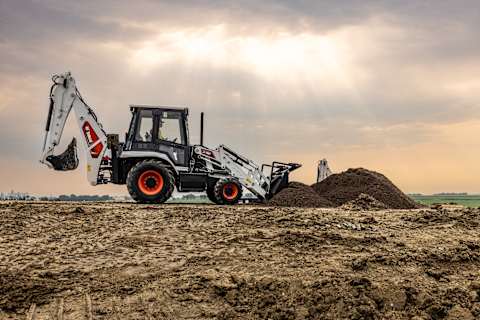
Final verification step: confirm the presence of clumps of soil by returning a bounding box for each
[210,275,385,319]
[208,274,475,320]
[402,208,480,229]
[312,168,421,209]
[72,206,85,214]
[0,271,62,312]
[2,202,480,319]
[341,193,388,211]
[267,182,333,208]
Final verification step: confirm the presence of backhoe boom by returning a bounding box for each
[40,72,108,185]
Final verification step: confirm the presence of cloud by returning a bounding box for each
[0,0,479,194]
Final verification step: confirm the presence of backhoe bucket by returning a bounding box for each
[46,137,79,171]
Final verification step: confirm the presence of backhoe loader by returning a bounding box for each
[40,72,301,204]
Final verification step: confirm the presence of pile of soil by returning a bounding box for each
[312,168,421,209]
[340,193,388,211]
[267,182,333,208]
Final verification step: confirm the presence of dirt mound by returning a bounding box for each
[341,193,388,211]
[312,168,421,209]
[267,182,333,208]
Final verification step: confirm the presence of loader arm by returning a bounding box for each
[40,72,108,185]
[215,145,301,200]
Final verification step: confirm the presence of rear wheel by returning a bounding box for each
[213,178,243,205]
[127,160,174,203]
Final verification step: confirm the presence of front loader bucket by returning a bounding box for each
[46,138,79,171]
[266,162,301,199]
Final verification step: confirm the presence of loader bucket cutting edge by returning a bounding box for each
[287,163,302,172]
[45,137,79,171]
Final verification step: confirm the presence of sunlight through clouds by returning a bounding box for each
[129,24,356,90]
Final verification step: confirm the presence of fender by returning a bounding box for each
[119,151,189,173]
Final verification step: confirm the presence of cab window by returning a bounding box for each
[157,111,185,144]
[135,109,153,142]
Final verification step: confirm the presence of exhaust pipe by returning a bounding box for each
[200,112,204,146]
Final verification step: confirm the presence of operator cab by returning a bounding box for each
[125,105,191,167]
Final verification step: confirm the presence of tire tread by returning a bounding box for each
[213,177,243,205]
[126,160,174,203]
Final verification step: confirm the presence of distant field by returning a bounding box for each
[411,195,480,208]
[168,195,480,207]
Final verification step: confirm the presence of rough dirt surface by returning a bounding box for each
[1,202,480,319]
[267,182,333,208]
[341,193,388,211]
[312,168,422,209]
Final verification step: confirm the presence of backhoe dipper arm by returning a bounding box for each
[40,72,108,186]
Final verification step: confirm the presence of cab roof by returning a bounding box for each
[129,104,189,114]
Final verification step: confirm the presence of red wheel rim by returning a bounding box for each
[222,183,239,200]
[138,170,164,195]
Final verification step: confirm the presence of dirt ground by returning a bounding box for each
[1,202,479,319]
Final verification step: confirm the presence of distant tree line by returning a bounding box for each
[39,194,114,201]
[0,191,35,200]
[409,192,469,197]
[433,192,468,196]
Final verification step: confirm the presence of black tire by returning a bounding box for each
[206,185,223,204]
[213,177,243,205]
[126,160,175,203]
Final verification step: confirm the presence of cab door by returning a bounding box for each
[152,110,190,167]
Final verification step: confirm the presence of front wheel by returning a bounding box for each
[213,178,243,205]
[206,182,224,204]
[126,160,175,203]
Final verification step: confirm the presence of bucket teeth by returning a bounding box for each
[46,137,79,171]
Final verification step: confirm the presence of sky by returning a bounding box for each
[0,0,479,196]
